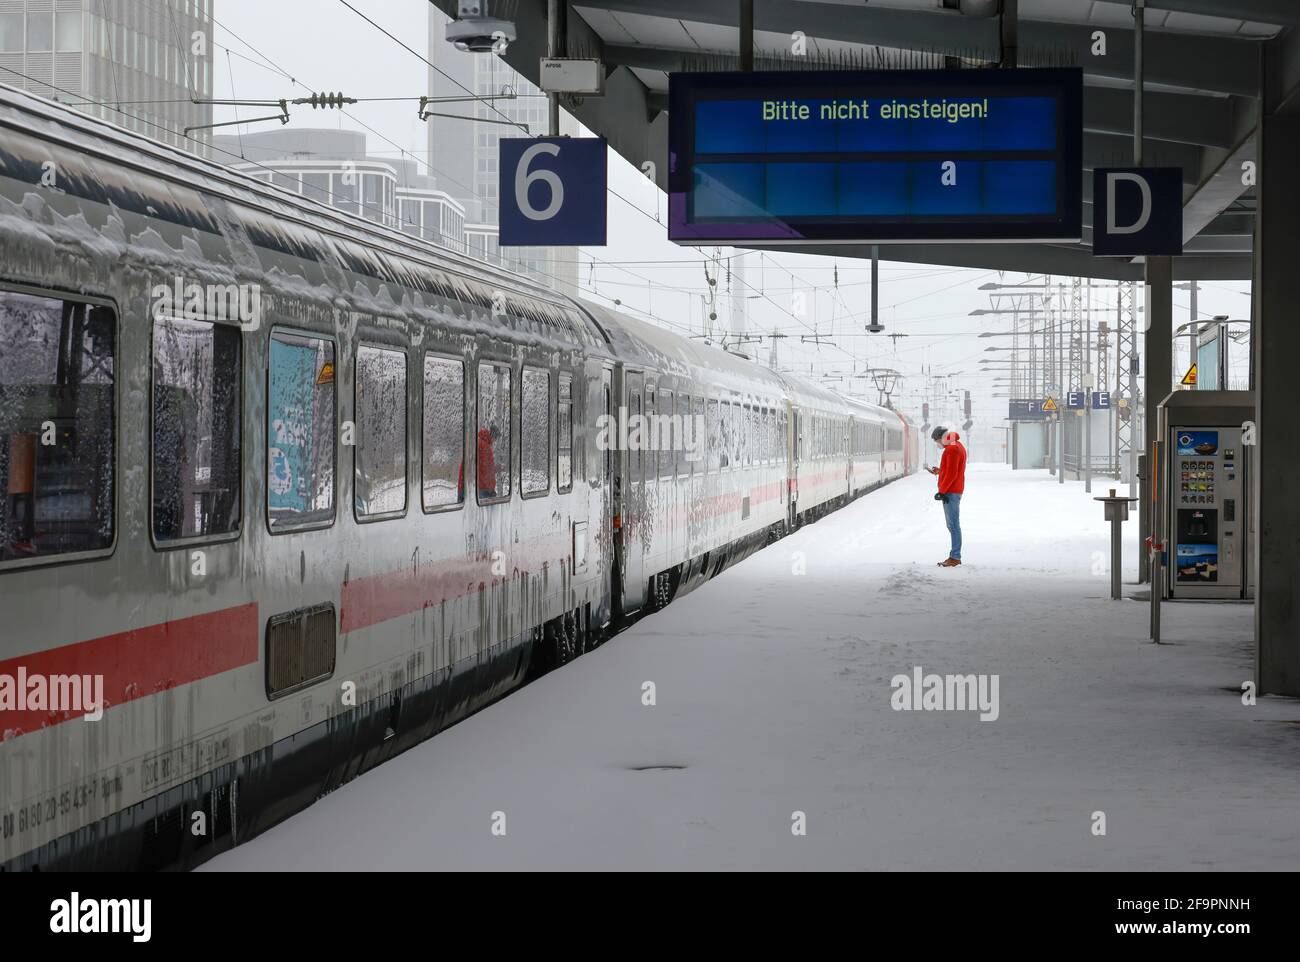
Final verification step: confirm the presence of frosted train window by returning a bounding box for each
[627,372,643,482]
[659,390,674,480]
[675,394,689,479]
[422,354,464,511]
[521,367,550,496]
[557,373,573,492]
[152,316,241,544]
[0,291,115,563]
[706,399,721,473]
[692,398,704,476]
[354,345,407,519]
[476,361,511,502]
[267,331,336,531]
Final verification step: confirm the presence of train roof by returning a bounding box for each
[583,300,789,399]
[0,81,918,426]
[0,81,603,351]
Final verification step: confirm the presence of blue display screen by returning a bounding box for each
[668,69,1082,245]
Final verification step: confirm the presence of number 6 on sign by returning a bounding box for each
[516,143,564,220]
[499,136,608,247]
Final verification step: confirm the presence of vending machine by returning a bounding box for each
[1156,391,1254,600]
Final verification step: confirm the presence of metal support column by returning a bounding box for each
[739,0,754,72]
[547,0,562,136]
[1255,101,1300,694]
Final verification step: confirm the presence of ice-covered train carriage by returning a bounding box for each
[0,81,918,870]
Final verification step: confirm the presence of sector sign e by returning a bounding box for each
[499,136,608,247]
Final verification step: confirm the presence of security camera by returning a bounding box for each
[446,0,517,53]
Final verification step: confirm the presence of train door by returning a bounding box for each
[660,386,676,566]
[622,370,647,612]
[789,405,800,525]
[843,417,852,494]
[601,366,614,621]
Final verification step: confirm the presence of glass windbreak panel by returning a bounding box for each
[0,292,115,562]
[152,316,241,542]
[268,331,335,529]
[354,345,407,518]
[422,355,464,510]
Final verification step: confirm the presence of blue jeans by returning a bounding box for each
[942,493,962,560]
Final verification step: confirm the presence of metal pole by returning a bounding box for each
[547,0,562,136]
[1111,511,1123,600]
[1056,285,1065,484]
[1134,0,1144,168]
[1085,278,1092,493]
[871,245,879,329]
[1000,0,1018,69]
[1188,280,1199,388]
[740,0,754,72]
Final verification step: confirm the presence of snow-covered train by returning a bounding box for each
[0,82,920,870]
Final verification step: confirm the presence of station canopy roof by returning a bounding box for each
[431,0,1300,280]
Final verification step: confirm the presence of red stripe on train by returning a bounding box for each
[0,603,259,737]
[340,536,572,634]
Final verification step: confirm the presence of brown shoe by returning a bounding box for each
[937,557,961,567]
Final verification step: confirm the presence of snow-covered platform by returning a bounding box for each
[205,464,1300,871]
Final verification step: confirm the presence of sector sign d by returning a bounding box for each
[1092,167,1183,257]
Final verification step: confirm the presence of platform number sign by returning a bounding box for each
[500,137,607,247]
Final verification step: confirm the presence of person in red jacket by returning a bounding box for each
[926,426,967,567]
[457,424,500,500]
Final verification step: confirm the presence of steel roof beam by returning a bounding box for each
[1086,0,1300,28]
[579,1,1262,95]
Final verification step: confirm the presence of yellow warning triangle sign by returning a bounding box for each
[1042,396,1058,412]
[1180,363,1197,386]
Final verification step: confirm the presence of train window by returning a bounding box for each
[268,331,336,531]
[706,399,720,473]
[690,398,703,476]
[521,367,550,496]
[627,372,643,482]
[0,290,115,564]
[659,390,674,480]
[644,383,655,481]
[557,373,573,493]
[722,401,735,470]
[422,354,464,511]
[749,406,760,467]
[152,315,241,544]
[738,404,748,467]
[675,394,689,478]
[738,403,748,470]
[354,345,407,520]
[476,361,511,502]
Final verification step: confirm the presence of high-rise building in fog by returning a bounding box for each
[0,0,213,156]
[425,6,578,296]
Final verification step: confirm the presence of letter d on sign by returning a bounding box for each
[1106,172,1151,236]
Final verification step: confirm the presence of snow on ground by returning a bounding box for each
[205,464,1300,871]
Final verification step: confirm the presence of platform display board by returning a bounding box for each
[669,67,1083,246]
